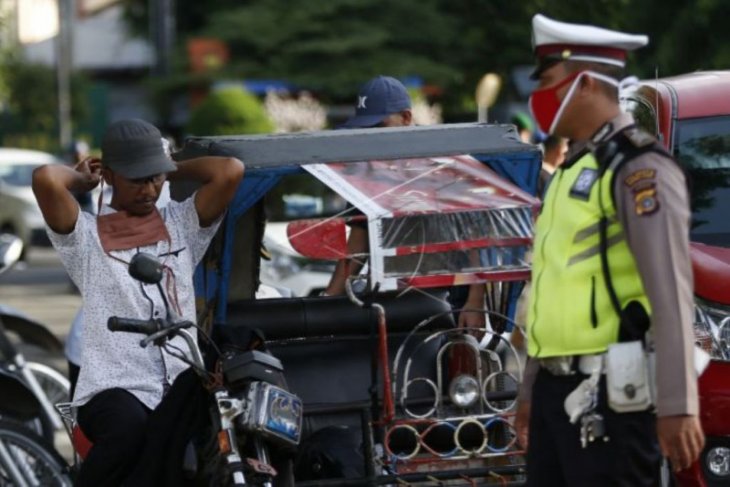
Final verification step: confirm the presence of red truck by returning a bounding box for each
[626,70,730,487]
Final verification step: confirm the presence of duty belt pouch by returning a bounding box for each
[606,341,653,413]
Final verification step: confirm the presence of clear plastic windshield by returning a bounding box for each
[302,155,539,291]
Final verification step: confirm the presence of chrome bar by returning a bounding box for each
[17,360,64,431]
[0,439,30,487]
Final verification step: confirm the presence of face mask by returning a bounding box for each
[97,209,171,254]
[529,70,628,135]
[95,178,171,255]
[528,71,582,135]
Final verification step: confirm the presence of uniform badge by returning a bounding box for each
[624,169,656,187]
[569,168,599,201]
[634,187,659,216]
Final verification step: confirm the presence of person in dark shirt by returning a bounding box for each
[325,76,486,329]
[537,135,568,196]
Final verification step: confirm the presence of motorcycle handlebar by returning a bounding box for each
[107,316,202,368]
[107,317,159,335]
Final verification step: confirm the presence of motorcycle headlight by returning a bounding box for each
[694,299,730,361]
[706,446,730,477]
[240,382,303,446]
[448,374,480,409]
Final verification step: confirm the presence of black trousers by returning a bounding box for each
[527,368,661,487]
[76,388,151,487]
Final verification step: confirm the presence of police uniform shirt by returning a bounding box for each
[520,112,697,418]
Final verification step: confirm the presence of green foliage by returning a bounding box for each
[4,62,57,133]
[1,132,59,153]
[187,87,274,136]
[0,59,90,150]
[125,0,730,118]
[123,0,245,39]
[202,0,463,100]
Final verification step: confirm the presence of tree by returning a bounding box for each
[202,0,461,99]
[187,87,274,136]
[126,0,730,119]
[0,58,89,151]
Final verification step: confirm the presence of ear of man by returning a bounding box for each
[401,109,413,126]
[101,167,114,186]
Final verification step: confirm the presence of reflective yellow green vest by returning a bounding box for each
[527,151,651,358]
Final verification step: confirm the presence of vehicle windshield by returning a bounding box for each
[675,116,730,247]
[0,162,43,187]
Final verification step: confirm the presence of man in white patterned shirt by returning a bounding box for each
[32,119,244,486]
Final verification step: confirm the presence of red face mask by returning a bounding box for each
[528,71,583,135]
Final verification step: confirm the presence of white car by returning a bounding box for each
[0,149,63,255]
[260,221,336,297]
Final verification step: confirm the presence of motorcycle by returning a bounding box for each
[57,252,302,486]
[0,233,72,486]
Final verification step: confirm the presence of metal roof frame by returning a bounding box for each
[178,123,538,171]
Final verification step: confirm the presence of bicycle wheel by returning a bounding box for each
[26,363,70,405]
[26,362,70,441]
[0,419,71,486]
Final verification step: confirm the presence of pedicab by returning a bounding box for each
[174,122,542,486]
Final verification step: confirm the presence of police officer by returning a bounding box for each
[514,14,704,486]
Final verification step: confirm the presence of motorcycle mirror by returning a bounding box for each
[129,252,164,284]
[0,234,23,276]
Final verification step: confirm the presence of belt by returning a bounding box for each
[537,354,605,376]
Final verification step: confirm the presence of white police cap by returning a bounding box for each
[531,14,648,78]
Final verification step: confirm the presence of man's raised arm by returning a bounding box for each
[32,158,101,234]
[168,156,245,227]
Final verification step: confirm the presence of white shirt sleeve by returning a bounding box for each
[165,194,223,265]
[46,211,93,290]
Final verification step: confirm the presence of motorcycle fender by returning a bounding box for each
[0,308,63,352]
[0,369,43,420]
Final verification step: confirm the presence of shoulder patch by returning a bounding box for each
[624,168,656,187]
[625,129,656,148]
[634,187,659,216]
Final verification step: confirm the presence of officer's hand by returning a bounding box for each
[657,415,704,472]
[514,400,530,450]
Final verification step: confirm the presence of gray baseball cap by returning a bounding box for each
[101,119,177,179]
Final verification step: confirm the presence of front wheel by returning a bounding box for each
[0,419,72,486]
[26,363,70,406]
